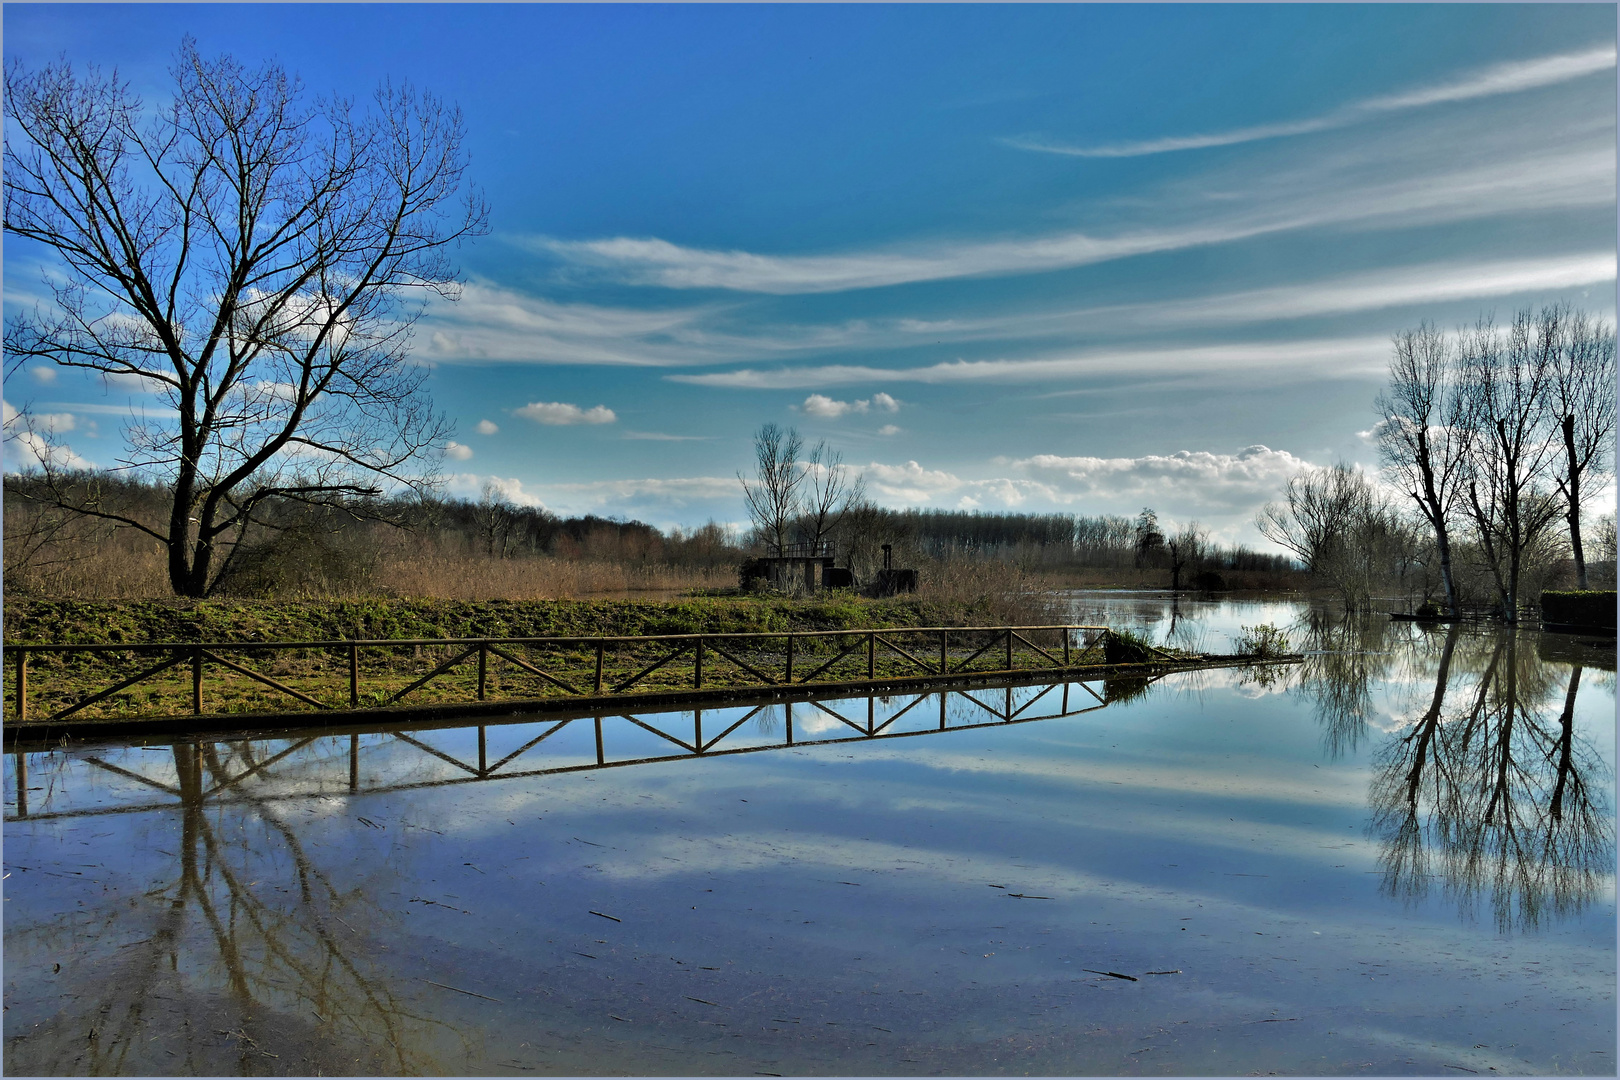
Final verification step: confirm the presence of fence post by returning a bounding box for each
[785,634,795,684]
[191,646,203,715]
[1005,628,1014,671]
[594,641,605,694]
[867,632,875,680]
[349,642,359,707]
[939,630,947,675]
[694,636,704,689]
[14,650,25,723]
[477,642,488,701]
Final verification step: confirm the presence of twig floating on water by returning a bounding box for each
[1007,893,1052,899]
[1145,970,1181,975]
[686,996,723,1007]
[590,910,622,922]
[421,978,502,1002]
[1082,969,1138,981]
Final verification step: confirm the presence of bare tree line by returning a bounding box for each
[1261,305,1615,619]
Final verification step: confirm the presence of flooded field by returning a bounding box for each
[4,597,1614,1075]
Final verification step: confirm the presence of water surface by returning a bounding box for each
[4,602,1613,1075]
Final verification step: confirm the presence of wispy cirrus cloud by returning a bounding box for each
[671,336,1392,391]
[1006,44,1616,158]
[526,139,1611,297]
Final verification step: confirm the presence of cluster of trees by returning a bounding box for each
[1261,305,1615,619]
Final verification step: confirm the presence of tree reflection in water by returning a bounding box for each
[1296,616,1614,933]
[6,740,462,1075]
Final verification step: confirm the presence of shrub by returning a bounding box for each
[1540,590,1617,629]
[1235,623,1290,658]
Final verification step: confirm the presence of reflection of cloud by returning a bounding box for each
[475,419,499,435]
[444,441,473,461]
[1007,45,1616,158]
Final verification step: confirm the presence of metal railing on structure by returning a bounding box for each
[5,625,1135,725]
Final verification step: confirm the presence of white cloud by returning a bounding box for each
[528,134,1611,297]
[673,336,1391,390]
[1007,44,1616,158]
[443,473,547,508]
[30,366,55,383]
[444,441,474,461]
[515,401,617,425]
[1012,445,1320,516]
[475,419,500,435]
[3,400,91,471]
[877,424,901,436]
[800,393,901,419]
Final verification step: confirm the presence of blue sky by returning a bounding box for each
[4,4,1615,545]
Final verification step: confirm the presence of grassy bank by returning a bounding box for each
[3,594,1102,722]
[2,592,1073,646]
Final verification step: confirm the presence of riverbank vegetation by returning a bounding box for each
[1260,304,1616,621]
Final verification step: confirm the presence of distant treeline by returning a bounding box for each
[865,508,1296,575]
[5,468,1294,599]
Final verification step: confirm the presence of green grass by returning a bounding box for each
[3,596,1107,724]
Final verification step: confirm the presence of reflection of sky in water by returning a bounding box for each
[4,608,1614,1076]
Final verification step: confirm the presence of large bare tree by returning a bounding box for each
[1376,323,1468,618]
[1544,307,1616,589]
[1454,311,1565,621]
[3,40,488,596]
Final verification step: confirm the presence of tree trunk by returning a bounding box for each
[1563,414,1588,590]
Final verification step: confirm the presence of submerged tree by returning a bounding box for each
[3,40,488,596]
[1257,463,1405,612]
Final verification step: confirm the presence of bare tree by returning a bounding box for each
[1376,323,1468,618]
[1454,311,1565,621]
[1164,520,1207,593]
[1258,463,1402,612]
[1544,308,1616,589]
[738,423,805,556]
[798,439,865,554]
[473,482,516,558]
[3,40,488,596]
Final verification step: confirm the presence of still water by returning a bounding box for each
[4,597,1614,1076]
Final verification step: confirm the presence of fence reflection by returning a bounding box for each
[6,677,1122,823]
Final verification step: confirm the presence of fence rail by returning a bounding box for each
[6,624,1130,726]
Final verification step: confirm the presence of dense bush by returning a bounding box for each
[1539,591,1617,629]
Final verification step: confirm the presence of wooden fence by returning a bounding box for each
[6,624,1135,725]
